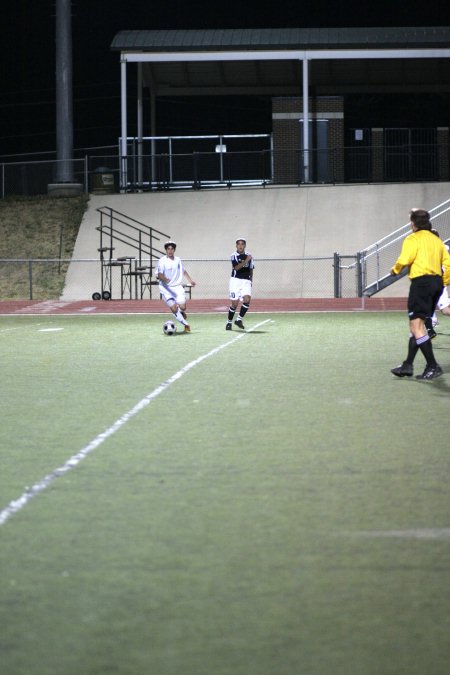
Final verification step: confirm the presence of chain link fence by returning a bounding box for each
[0,256,364,301]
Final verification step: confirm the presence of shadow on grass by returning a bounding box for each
[242,329,269,334]
[423,375,450,395]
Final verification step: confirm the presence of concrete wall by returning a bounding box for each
[61,182,450,300]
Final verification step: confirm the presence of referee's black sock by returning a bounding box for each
[405,336,419,365]
[417,334,436,367]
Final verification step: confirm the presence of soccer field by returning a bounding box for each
[1,312,449,675]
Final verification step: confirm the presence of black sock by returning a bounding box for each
[417,335,436,367]
[227,306,236,322]
[405,336,419,365]
[239,303,250,318]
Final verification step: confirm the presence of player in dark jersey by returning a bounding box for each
[226,238,254,330]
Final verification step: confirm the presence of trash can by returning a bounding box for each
[91,167,115,194]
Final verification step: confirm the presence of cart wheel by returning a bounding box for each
[92,292,101,300]
[102,291,111,300]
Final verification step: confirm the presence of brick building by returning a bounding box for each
[272,96,345,184]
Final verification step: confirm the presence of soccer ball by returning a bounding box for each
[163,320,177,335]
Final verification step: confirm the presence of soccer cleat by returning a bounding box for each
[184,324,191,333]
[427,327,437,339]
[416,364,443,380]
[391,362,413,377]
[225,322,232,330]
[234,318,245,330]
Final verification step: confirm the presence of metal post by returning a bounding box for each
[137,63,144,189]
[120,58,128,190]
[356,251,364,297]
[55,0,74,183]
[302,56,310,183]
[270,133,274,183]
[28,261,33,300]
[219,135,224,182]
[150,92,156,188]
[84,155,89,193]
[333,252,341,298]
[58,224,64,273]
[193,152,200,189]
[169,138,173,184]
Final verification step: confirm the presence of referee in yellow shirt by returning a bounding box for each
[391,208,450,380]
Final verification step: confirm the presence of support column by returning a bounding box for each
[150,89,156,187]
[120,57,128,191]
[137,62,144,188]
[302,56,310,183]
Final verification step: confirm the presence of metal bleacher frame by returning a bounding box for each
[94,206,169,300]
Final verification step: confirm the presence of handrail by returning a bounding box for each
[96,205,169,240]
[359,198,450,296]
[96,206,170,265]
[361,200,450,256]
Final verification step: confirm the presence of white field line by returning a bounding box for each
[353,528,450,540]
[0,323,48,334]
[0,319,271,527]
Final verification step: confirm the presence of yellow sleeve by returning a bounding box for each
[442,245,450,286]
[391,236,417,275]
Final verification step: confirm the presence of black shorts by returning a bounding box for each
[408,275,443,320]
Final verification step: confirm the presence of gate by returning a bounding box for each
[333,253,361,298]
[345,128,372,182]
[384,128,438,181]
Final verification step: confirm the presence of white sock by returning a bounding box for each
[173,309,187,326]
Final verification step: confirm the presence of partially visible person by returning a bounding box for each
[425,229,450,338]
[226,237,254,330]
[390,208,450,380]
[156,241,196,332]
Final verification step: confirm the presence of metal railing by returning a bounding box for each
[1,141,448,197]
[360,199,450,296]
[95,206,171,299]
[96,206,169,263]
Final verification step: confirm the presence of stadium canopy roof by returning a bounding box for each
[111,27,450,96]
[110,27,450,184]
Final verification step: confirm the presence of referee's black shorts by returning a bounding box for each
[408,275,443,319]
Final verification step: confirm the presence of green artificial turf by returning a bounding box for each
[0,312,449,674]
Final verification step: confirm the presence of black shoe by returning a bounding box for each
[225,322,232,330]
[391,362,413,377]
[234,319,245,330]
[416,364,443,380]
[428,328,437,339]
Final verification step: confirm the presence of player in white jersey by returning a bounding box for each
[156,241,196,332]
[225,237,254,330]
[426,230,450,337]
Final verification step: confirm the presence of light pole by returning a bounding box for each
[49,0,82,194]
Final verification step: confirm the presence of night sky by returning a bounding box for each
[1,0,449,156]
